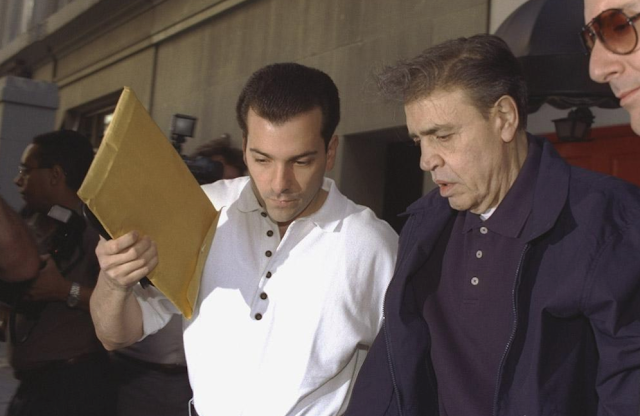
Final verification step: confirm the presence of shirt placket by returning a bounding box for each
[250,210,280,321]
[463,225,489,303]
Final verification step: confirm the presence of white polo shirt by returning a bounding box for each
[136,177,398,416]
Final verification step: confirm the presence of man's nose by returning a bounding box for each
[272,164,293,194]
[14,173,23,187]
[589,41,623,85]
[419,142,443,172]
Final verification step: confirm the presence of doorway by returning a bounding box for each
[340,127,424,233]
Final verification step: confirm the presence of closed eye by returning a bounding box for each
[294,158,313,166]
[435,133,452,141]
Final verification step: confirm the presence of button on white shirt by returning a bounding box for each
[136,177,398,416]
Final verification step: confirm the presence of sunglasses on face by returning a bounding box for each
[581,8,640,55]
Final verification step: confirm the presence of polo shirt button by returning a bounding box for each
[261,212,267,218]
[476,250,483,259]
[260,292,268,300]
[266,271,272,278]
[255,313,263,320]
[266,230,274,237]
[265,250,272,257]
[480,226,488,234]
[471,277,479,286]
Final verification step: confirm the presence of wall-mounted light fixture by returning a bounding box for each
[552,107,595,142]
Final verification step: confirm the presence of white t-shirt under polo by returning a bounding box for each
[136,177,398,416]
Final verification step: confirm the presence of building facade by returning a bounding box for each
[0,0,492,226]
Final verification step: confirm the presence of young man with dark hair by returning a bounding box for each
[582,0,640,134]
[346,34,640,416]
[6,129,115,416]
[90,63,398,416]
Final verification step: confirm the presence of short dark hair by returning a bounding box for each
[377,34,528,130]
[32,130,94,191]
[192,135,246,174]
[236,63,340,147]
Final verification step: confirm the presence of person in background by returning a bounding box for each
[582,0,640,134]
[0,197,38,281]
[346,34,640,416]
[90,62,398,416]
[5,130,115,416]
[191,134,247,180]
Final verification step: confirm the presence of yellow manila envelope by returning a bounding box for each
[78,87,219,318]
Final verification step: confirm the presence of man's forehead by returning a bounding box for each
[20,144,40,164]
[404,89,474,127]
[585,0,637,18]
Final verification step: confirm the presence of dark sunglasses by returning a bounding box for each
[581,8,640,55]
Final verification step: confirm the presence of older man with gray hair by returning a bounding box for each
[347,34,640,416]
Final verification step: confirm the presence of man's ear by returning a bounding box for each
[49,165,66,187]
[493,95,519,143]
[325,135,339,171]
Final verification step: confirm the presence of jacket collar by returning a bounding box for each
[524,134,570,241]
[403,134,570,242]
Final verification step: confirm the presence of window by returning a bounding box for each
[63,89,121,148]
[76,106,116,148]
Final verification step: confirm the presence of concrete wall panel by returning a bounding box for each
[149,0,489,151]
[53,0,236,80]
[56,48,155,126]
[16,0,490,206]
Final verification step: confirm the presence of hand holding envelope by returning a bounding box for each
[78,87,219,318]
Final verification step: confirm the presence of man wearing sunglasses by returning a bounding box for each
[583,0,640,134]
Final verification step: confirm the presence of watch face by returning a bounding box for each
[67,282,80,307]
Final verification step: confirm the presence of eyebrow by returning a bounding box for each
[248,148,319,161]
[409,124,454,139]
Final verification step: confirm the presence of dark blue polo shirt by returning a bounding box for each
[423,137,541,416]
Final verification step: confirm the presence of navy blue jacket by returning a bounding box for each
[346,136,640,416]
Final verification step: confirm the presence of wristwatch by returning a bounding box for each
[67,282,81,308]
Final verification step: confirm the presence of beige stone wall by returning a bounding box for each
[151,0,488,151]
[26,0,488,212]
[42,0,488,140]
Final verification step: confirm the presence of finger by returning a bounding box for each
[137,240,159,270]
[97,234,151,270]
[103,253,156,288]
[102,240,158,285]
[96,231,139,257]
[39,256,55,272]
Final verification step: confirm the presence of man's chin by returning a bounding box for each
[265,206,300,225]
[19,200,42,214]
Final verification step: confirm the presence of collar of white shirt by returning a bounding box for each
[235,177,345,233]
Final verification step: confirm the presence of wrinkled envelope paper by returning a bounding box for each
[78,87,219,318]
